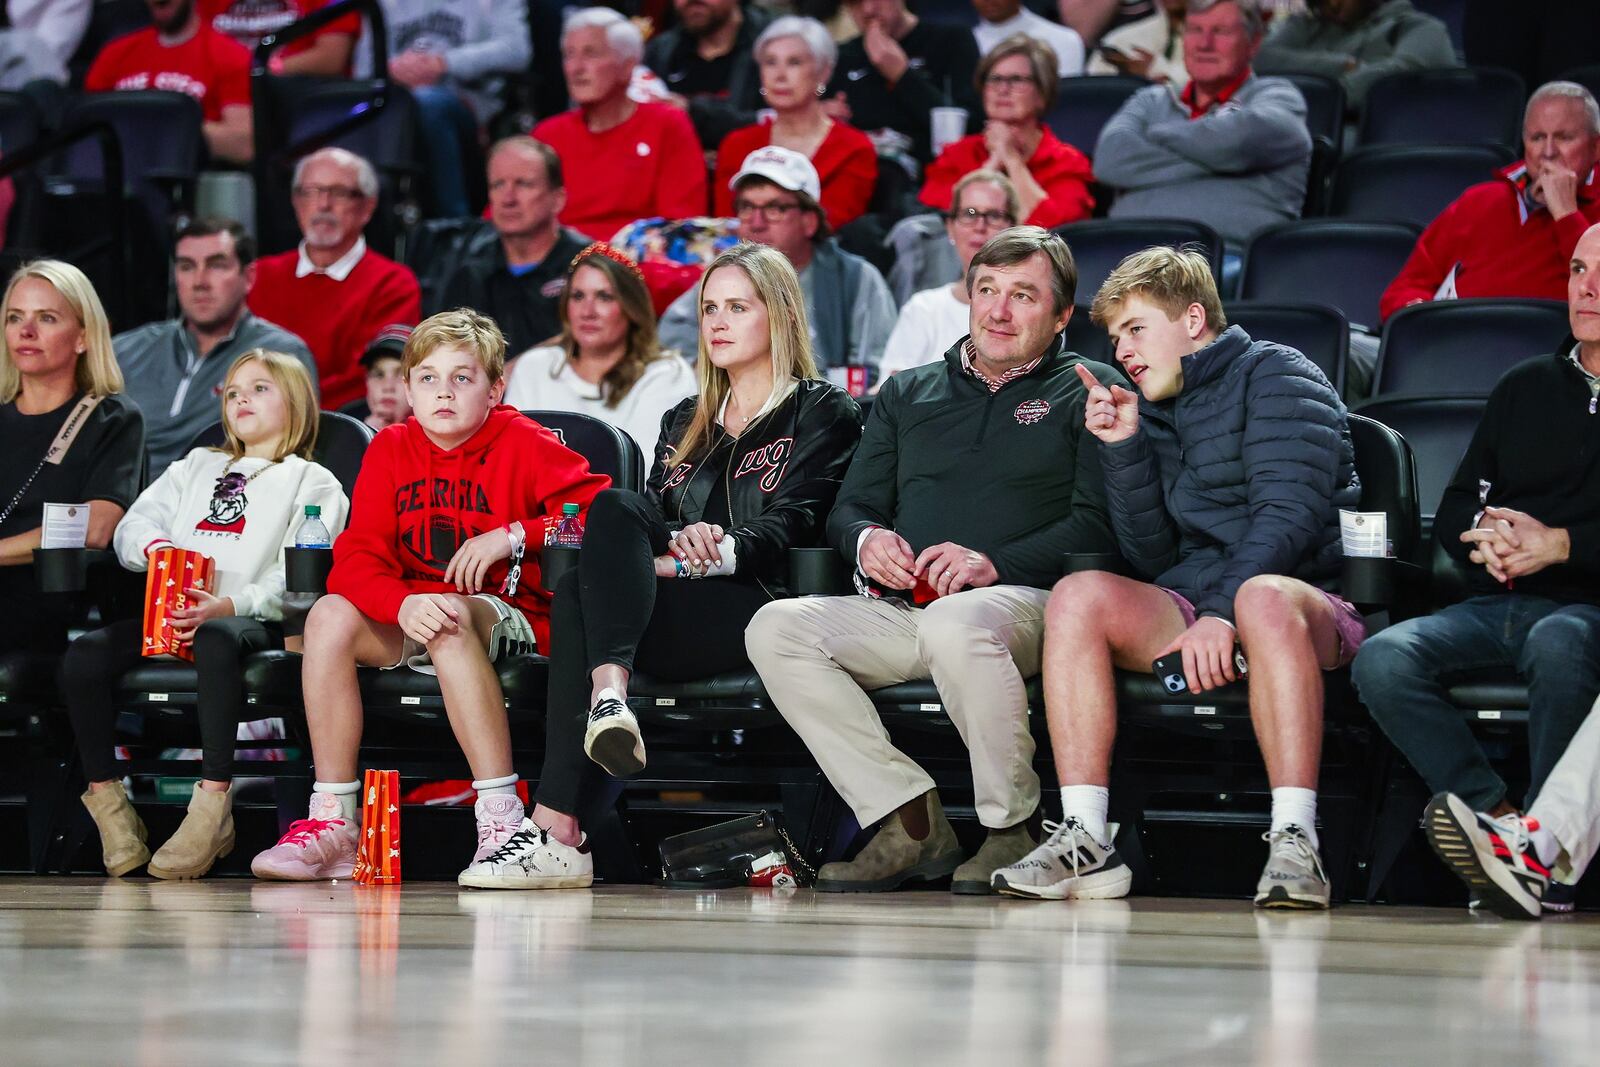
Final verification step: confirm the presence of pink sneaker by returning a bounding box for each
[471,794,525,864]
[251,793,359,881]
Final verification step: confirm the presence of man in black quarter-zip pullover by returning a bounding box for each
[746,226,1124,895]
[1355,223,1600,918]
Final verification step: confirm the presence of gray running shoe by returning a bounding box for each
[1254,825,1331,909]
[991,818,1132,901]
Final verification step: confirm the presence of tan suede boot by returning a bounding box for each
[148,783,235,880]
[816,792,964,892]
[951,818,1041,896]
[81,781,150,877]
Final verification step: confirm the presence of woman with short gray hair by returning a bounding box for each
[713,16,878,230]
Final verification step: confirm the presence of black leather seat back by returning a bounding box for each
[1330,144,1514,230]
[1225,302,1350,396]
[186,411,375,498]
[1347,411,1421,564]
[1052,219,1224,308]
[1240,220,1418,331]
[1359,67,1525,149]
[522,410,646,492]
[1373,299,1568,398]
[1352,396,1485,541]
[1049,75,1147,157]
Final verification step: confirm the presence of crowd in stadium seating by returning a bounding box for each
[5,0,1600,918]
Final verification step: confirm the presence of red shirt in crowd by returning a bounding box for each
[919,127,1095,229]
[1380,162,1600,321]
[84,23,251,122]
[248,239,422,410]
[328,405,610,649]
[713,120,879,231]
[532,102,709,241]
[201,0,360,63]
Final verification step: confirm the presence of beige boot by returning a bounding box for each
[148,783,235,880]
[81,781,150,877]
[816,792,963,892]
[951,817,1041,896]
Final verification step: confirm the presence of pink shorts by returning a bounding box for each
[1161,585,1366,670]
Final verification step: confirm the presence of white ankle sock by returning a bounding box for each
[1526,819,1560,869]
[1271,787,1319,848]
[472,773,520,801]
[1061,785,1110,845]
[313,780,360,822]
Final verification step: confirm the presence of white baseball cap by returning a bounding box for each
[729,145,822,203]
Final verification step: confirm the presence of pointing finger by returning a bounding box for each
[1074,363,1103,392]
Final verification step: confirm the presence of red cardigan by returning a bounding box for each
[714,120,879,230]
[1380,162,1600,322]
[919,128,1095,229]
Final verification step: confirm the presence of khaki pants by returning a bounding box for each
[745,587,1048,830]
[1530,690,1600,883]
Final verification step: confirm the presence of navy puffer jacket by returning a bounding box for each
[1098,325,1360,622]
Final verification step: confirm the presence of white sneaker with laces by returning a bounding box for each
[1423,792,1547,920]
[991,818,1132,900]
[471,794,525,864]
[584,694,645,777]
[1254,825,1331,909]
[458,817,595,889]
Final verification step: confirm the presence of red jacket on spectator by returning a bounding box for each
[327,406,610,649]
[919,129,1095,229]
[532,102,709,241]
[84,22,250,122]
[714,120,879,230]
[248,240,422,410]
[1380,162,1600,321]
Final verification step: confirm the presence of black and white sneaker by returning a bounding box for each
[1542,879,1578,914]
[583,691,645,777]
[990,818,1133,900]
[1424,792,1547,921]
[458,818,594,889]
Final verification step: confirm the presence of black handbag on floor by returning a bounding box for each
[657,810,815,889]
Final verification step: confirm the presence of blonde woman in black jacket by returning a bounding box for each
[458,242,863,890]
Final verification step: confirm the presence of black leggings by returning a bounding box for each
[61,615,284,782]
[535,488,771,814]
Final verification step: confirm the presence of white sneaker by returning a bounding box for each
[991,818,1132,900]
[583,693,645,777]
[1254,825,1331,909]
[470,794,525,864]
[458,817,595,889]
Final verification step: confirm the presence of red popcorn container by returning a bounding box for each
[353,769,402,885]
[140,547,217,662]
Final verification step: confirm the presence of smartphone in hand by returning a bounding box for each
[1152,646,1248,694]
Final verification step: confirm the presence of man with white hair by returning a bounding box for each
[532,7,708,241]
[1380,81,1600,322]
[248,146,422,410]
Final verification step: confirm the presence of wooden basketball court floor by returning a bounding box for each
[1,878,1597,1065]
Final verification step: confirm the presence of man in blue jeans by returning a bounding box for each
[1352,222,1600,915]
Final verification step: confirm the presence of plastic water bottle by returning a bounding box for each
[553,502,584,547]
[295,504,332,548]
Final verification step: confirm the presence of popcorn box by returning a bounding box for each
[140,548,216,662]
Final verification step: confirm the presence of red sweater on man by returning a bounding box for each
[85,22,251,121]
[328,406,610,650]
[919,128,1095,229]
[249,242,422,410]
[714,120,879,231]
[1380,163,1600,322]
[533,101,709,241]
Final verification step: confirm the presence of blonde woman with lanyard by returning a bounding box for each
[62,349,349,880]
[460,242,863,889]
[0,260,144,655]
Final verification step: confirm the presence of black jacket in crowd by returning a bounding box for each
[828,336,1122,590]
[1099,326,1359,623]
[648,378,863,597]
[1435,339,1600,605]
[644,6,772,149]
[826,20,981,163]
[435,229,590,355]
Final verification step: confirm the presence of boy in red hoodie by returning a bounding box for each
[251,309,609,884]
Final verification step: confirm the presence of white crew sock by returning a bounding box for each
[1061,785,1110,846]
[1271,787,1319,848]
[1525,819,1560,869]
[472,773,520,800]
[313,779,360,822]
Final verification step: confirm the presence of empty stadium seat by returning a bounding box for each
[1050,75,1147,157]
[1558,64,1600,104]
[1064,304,1113,363]
[1224,301,1350,396]
[1280,72,1346,145]
[1239,219,1419,332]
[1329,143,1514,230]
[1372,298,1569,398]
[1053,218,1224,306]
[1358,67,1525,149]
[1351,395,1483,538]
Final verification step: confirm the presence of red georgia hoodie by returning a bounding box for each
[328,405,610,649]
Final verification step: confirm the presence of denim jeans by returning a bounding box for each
[412,84,478,218]
[1352,595,1600,810]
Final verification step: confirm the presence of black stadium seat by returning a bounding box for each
[1050,75,1147,157]
[1063,304,1113,363]
[1053,219,1224,307]
[1224,302,1350,396]
[1239,220,1419,332]
[1351,395,1484,538]
[1372,298,1569,399]
[1358,67,1525,150]
[1330,144,1514,230]
[1280,72,1346,145]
